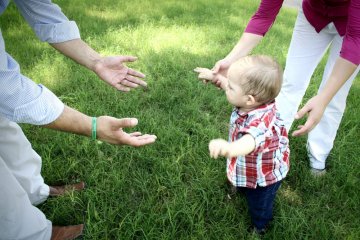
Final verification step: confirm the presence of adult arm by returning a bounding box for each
[44,105,157,147]
[12,0,146,92]
[293,0,360,136]
[212,0,283,78]
[50,40,147,92]
[293,58,357,136]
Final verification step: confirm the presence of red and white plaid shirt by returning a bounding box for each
[226,101,290,188]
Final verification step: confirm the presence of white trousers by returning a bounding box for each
[0,117,52,240]
[276,9,360,170]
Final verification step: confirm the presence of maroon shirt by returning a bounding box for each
[245,0,360,65]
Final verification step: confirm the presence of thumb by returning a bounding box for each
[212,63,220,73]
[114,118,138,129]
[117,55,138,63]
[295,104,310,120]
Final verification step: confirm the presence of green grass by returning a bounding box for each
[1,0,360,239]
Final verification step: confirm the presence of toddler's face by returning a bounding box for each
[225,72,248,108]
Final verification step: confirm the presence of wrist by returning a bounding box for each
[91,117,97,140]
[89,54,103,73]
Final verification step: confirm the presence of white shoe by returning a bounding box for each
[310,168,326,177]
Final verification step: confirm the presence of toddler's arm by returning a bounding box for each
[209,134,255,159]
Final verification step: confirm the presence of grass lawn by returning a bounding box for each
[1,0,360,239]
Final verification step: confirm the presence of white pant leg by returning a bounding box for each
[307,32,360,170]
[0,117,49,205]
[276,9,334,131]
[0,155,52,240]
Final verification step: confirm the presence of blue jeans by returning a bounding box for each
[238,181,282,231]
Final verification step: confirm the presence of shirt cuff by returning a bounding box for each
[13,85,64,125]
[34,21,80,43]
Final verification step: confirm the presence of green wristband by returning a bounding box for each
[92,117,97,140]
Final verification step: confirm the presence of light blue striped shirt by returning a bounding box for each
[0,0,80,125]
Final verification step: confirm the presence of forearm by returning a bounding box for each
[51,39,101,72]
[228,134,256,156]
[225,33,263,63]
[318,57,357,104]
[43,105,92,137]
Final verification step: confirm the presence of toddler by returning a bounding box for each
[194,55,290,234]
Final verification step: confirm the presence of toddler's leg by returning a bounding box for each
[243,181,282,232]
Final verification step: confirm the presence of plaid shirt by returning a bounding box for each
[226,101,290,188]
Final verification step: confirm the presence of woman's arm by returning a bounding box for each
[293,0,360,136]
[293,57,357,136]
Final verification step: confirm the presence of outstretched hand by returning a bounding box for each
[194,67,214,83]
[94,56,147,92]
[292,95,327,136]
[97,116,157,147]
[209,139,231,159]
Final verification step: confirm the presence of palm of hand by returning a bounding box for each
[96,59,130,91]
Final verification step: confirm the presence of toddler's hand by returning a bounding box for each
[194,67,214,83]
[209,139,230,159]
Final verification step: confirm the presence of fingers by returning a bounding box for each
[294,104,311,120]
[209,140,223,159]
[125,75,147,87]
[292,119,316,136]
[127,68,146,79]
[114,84,131,92]
[126,134,157,147]
[193,67,209,73]
[130,132,142,137]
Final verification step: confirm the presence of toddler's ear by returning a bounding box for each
[246,95,257,106]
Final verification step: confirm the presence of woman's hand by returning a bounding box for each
[292,95,328,136]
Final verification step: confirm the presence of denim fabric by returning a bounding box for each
[238,181,282,231]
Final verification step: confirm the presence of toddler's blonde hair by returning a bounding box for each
[229,55,283,104]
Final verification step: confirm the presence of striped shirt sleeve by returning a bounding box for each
[13,0,80,43]
[0,51,64,125]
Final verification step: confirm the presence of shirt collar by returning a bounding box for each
[234,100,276,118]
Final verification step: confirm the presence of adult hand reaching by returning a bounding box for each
[93,56,147,92]
[212,58,232,76]
[44,106,156,147]
[292,95,327,136]
[211,59,232,88]
[97,116,157,146]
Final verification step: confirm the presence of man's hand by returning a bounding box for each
[209,139,230,159]
[94,56,147,92]
[97,117,157,146]
[292,95,327,136]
